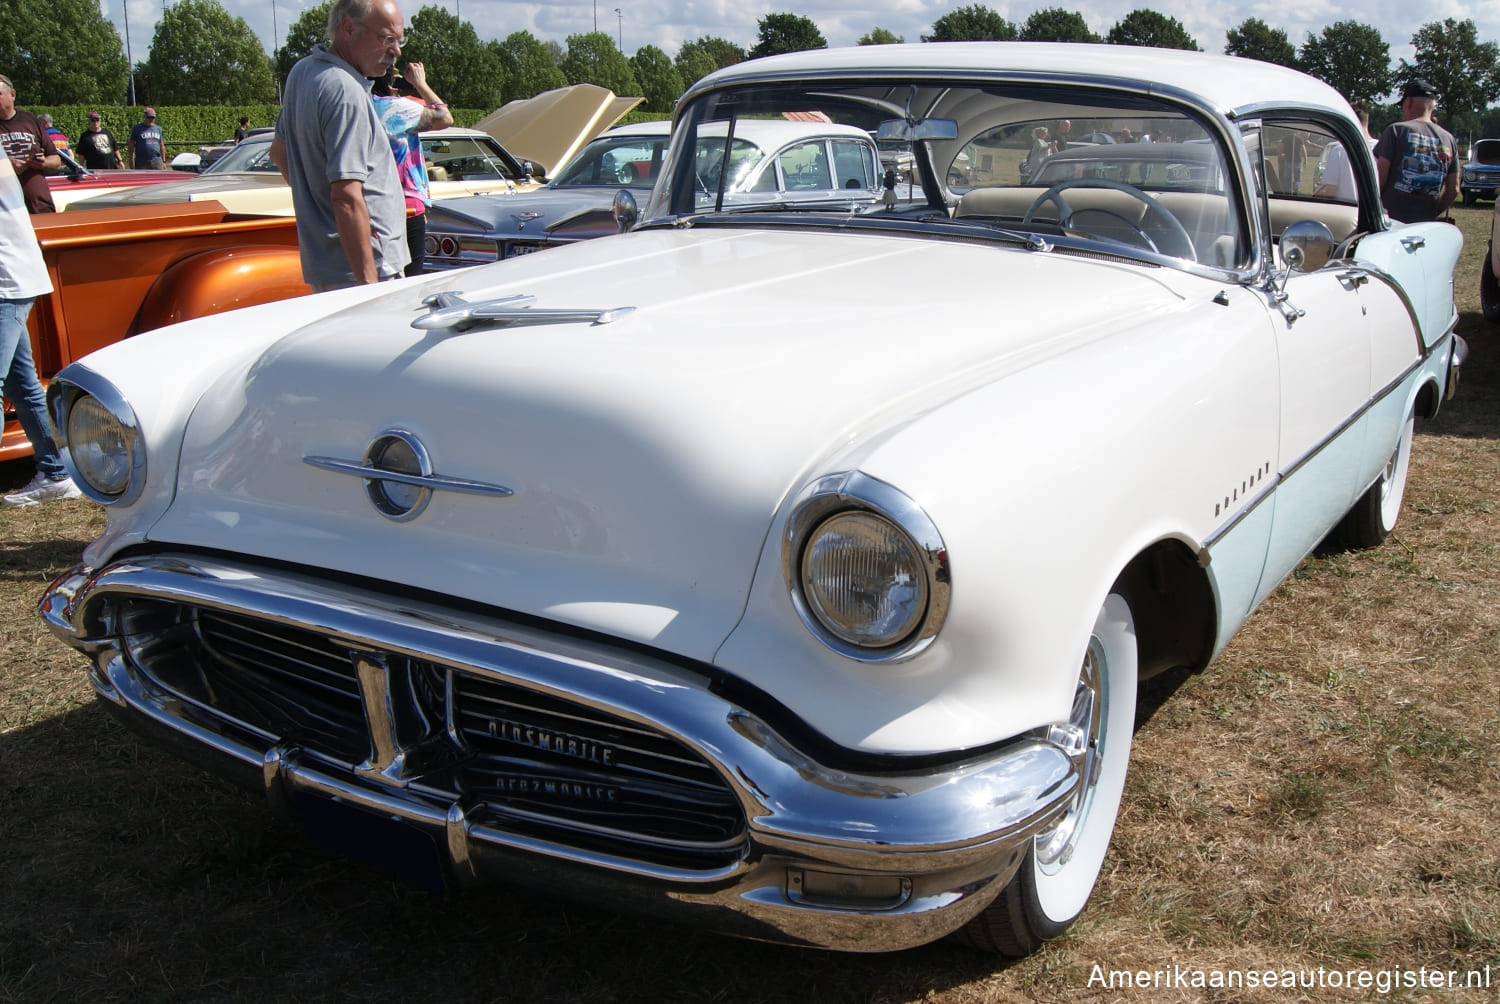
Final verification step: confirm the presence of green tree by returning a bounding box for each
[401,6,505,109]
[560,32,641,95]
[144,0,275,104]
[1298,21,1392,106]
[0,0,130,104]
[675,36,745,88]
[1224,18,1296,66]
[1397,19,1500,137]
[494,30,568,101]
[1106,10,1199,50]
[630,44,683,113]
[274,2,332,91]
[748,13,827,58]
[924,5,1018,42]
[1019,8,1098,43]
[859,27,904,45]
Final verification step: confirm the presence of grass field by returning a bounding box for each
[1,207,1497,1003]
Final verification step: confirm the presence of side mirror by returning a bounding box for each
[612,189,639,233]
[1280,219,1334,273]
[521,160,547,180]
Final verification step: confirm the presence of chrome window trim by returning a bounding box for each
[46,363,147,506]
[782,471,951,663]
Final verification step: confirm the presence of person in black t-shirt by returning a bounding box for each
[1374,79,1458,223]
[75,111,125,170]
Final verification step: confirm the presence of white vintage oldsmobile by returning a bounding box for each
[41,44,1464,955]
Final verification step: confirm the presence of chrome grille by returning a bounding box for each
[116,599,746,870]
[454,675,744,865]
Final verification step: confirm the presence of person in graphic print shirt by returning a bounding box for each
[0,73,59,212]
[130,107,165,169]
[1374,79,1458,223]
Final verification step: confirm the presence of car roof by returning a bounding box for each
[698,119,875,146]
[689,42,1356,126]
[599,121,671,138]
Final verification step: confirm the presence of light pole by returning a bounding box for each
[615,8,622,51]
[593,0,597,31]
[271,0,281,103]
[123,1,136,105]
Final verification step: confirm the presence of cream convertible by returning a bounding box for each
[42,44,1463,955]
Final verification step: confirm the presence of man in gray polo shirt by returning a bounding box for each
[270,0,410,289]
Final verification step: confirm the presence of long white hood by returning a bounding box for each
[149,227,1199,662]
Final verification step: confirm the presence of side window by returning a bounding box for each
[831,139,876,190]
[779,140,832,191]
[1262,120,1363,244]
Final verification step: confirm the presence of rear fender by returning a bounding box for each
[137,246,310,333]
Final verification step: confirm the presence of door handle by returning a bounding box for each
[1400,235,1426,251]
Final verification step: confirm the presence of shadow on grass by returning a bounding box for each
[0,699,1024,1003]
[1429,310,1498,441]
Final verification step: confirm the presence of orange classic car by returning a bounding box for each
[12,201,307,460]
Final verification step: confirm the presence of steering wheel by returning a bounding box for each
[1023,178,1196,260]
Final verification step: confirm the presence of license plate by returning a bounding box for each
[505,243,539,257]
[295,793,447,892]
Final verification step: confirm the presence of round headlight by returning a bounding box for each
[65,394,134,497]
[801,510,929,649]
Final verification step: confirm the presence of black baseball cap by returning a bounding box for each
[1403,79,1438,99]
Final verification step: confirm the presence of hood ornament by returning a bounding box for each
[413,291,635,332]
[305,430,513,522]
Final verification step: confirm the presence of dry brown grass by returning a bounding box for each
[3,209,1499,1003]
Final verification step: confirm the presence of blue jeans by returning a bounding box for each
[0,298,66,480]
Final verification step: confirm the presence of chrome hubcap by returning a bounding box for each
[1037,641,1105,869]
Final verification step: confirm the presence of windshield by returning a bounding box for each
[205,137,277,174]
[552,131,671,188]
[646,79,1247,270]
[421,135,527,182]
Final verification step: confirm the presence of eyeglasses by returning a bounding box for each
[361,23,409,47]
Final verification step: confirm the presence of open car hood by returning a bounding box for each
[474,84,644,176]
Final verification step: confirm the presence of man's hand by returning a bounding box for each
[330,178,380,284]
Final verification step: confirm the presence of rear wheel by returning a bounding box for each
[955,593,1137,955]
[1327,407,1414,550]
[1481,244,1500,323]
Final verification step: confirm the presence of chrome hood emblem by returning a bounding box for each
[304,429,514,522]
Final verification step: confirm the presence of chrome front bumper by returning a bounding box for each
[41,553,1079,952]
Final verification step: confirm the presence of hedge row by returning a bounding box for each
[32,104,672,158]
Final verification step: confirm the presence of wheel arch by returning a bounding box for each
[1111,537,1217,682]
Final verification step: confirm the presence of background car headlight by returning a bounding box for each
[784,472,950,661]
[47,369,144,504]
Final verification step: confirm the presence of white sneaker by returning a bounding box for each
[3,472,84,507]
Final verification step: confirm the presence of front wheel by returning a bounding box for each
[955,593,1137,955]
[1326,406,1414,551]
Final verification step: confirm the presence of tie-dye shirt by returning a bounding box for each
[372,94,430,215]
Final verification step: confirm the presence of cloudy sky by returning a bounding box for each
[104,0,1500,81]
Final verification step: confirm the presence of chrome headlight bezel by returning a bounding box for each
[46,367,145,506]
[782,472,951,663]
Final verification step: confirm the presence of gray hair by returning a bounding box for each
[38,113,52,126]
[326,0,376,43]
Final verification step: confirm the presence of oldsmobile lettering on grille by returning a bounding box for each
[488,718,618,766]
